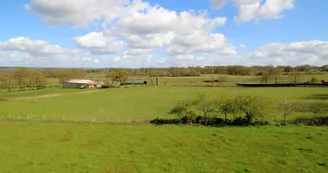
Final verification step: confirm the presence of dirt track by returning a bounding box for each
[11,90,104,100]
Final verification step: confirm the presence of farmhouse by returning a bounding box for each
[322,80,328,84]
[62,79,100,88]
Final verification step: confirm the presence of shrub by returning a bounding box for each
[310,76,320,83]
[217,97,237,122]
[234,96,269,123]
[278,99,300,125]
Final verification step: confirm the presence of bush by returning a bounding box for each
[310,76,320,83]
[292,116,328,126]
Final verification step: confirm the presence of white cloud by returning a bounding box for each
[234,0,295,22]
[74,32,126,54]
[1,38,328,67]
[0,37,73,57]
[0,37,100,67]
[125,32,175,49]
[221,46,238,55]
[73,2,227,55]
[166,32,226,55]
[26,0,131,26]
[115,6,226,35]
[245,41,328,66]
[17,0,324,68]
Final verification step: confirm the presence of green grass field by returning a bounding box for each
[0,122,327,172]
[1,86,327,122]
[1,75,328,172]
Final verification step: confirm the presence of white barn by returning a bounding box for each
[62,79,99,88]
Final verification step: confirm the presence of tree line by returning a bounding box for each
[0,68,89,91]
[94,65,328,77]
[0,68,47,91]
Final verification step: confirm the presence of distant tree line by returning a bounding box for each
[0,64,327,91]
[0,68,47,91]
[89,64,328,77]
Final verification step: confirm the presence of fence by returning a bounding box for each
[0,114,151,124]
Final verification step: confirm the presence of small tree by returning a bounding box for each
[168,99,196,124]
[235,96,268,123]
[218,97,236,122]
[168,99,195,119]
[278,99,299,125]
[107,69,129,85]
[260,73,269,84]
[193,94,217,118]
[303,102,325,125]
[310,76,320,83]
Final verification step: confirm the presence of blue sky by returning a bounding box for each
[0,0,327,67]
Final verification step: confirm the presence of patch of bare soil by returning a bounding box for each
[13,94,63,100]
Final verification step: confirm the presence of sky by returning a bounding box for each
[0,0,328,68]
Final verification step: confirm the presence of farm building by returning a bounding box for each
[120,81,147,86]
[322,80,328,84]
[62,79,100,88]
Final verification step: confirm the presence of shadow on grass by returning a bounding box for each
[151,116,328,127]
[304,94,328,100]
[291,116,328,126]
[150,116,269,127]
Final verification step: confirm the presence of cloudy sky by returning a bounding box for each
[0,0,327,68]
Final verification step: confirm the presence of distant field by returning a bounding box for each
[88,73,328,87]
[0,88,90,100]
[29,73,328,88]
[0,122,327,173]
[1,86,327,122]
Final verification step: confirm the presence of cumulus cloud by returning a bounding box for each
[25,0,131,26]
[0,37,74,57]
[0,37,97,67]
[234,0,295,22]
[247,41,328,66]
[72,2,227,56]
[16,0,324,68]
[166,32,226,55]
[74,32,126,55]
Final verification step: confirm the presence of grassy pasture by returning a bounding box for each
[1,76,328,172]
[0,122,327,172]
[0,86,327,122]
[0,87,90,100]
[25,73,328,88]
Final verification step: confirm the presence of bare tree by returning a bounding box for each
[278,99,300,125]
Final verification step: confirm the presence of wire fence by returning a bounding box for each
[0,114,151,124]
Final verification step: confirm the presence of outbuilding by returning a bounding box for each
[62,79,98,88]
[120,81,147,86]
[321,80,328,84]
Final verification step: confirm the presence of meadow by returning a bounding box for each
[0,122,327,172]
[0,74,328,172]
[1,86,328,122]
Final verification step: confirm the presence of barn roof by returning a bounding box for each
[64,79,97,84]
